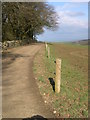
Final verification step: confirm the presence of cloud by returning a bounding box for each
[38,2,88,42]
[70,0,88,1]
[55,3,88,29]
[47,0,89,2]
[64,11,85,17]
[57,11,87,28]
[59,3,76,10]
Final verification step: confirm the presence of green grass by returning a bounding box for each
[34,43,88,118]
[33,67,37,72]
[38,76,45,83]
[64,42,88,48]
[44,43,88,118]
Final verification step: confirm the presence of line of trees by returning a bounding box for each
[2,2,58,44]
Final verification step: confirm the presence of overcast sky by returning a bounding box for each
[37,2,88,42]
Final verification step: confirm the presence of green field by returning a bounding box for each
[34,43,88,118]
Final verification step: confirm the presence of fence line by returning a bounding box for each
[45,43,61,93]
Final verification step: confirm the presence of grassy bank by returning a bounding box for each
[33,43,88,118]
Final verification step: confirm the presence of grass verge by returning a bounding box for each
[33,43,88,118]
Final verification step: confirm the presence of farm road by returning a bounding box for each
[2,44,54,118]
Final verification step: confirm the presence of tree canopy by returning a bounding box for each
[2,2,59,44]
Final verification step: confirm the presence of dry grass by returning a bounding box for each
[33,43,88,118]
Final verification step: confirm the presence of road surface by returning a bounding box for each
[2,44,54,118]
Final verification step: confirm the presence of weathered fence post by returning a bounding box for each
[55,58,61,93]
[48,47,50,58]
[45,43,48,51]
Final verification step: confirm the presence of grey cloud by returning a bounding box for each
[66,11,85,17]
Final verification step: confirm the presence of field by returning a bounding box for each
[34,43,88,118]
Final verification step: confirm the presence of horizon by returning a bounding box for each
[38,38,89,43]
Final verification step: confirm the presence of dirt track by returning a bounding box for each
[2,44,54,118]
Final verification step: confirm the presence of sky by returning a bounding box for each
[37,2,88,42]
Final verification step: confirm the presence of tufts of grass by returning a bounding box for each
[44,43,88,118]
[38,76,45,83]
[33,67,37,73]
[33,43,88,118]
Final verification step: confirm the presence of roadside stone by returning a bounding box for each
[53,111,56,114]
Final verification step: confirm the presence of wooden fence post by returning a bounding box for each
[48,47,50,58]
[45,43,48,51]
[55,58,61,93]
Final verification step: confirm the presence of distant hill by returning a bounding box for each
[72,39,89,45]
